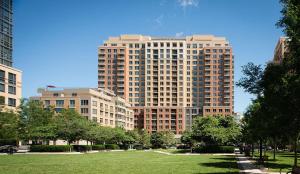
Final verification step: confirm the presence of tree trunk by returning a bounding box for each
[273,143,276,160]
[251,143,254,158]
[259,139,263,160]
[294,135,298,167]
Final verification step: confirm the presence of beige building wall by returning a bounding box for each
[98,35,234,133]
[31,88,134,130]
[0,64,22,110]
[273,37,289,64]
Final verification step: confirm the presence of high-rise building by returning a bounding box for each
[273,37,289,64]
[0,0,13,66]
[31,87,134,130]
[0,0,22,110]
[98,35,234,134]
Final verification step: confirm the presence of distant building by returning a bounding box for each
[31,87,134,130]
[98,34,234,134]
[0,0,22,110]
[273,37,289,64]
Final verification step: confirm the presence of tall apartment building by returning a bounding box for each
[0,0,22,110]
[31,87,134,130]
[98,35,234,134]
[273,37,289,63]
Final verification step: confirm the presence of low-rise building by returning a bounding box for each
[31,87,134,130]
[0,64,22,110]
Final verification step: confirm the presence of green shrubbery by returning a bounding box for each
[105,144,120,150]
[72,145,92,152]
[192,146,235,153]
[92,145,105,150]
[30,145,72,152]
[0,139,18,146]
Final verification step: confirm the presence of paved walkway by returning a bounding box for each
[236,153,280,174]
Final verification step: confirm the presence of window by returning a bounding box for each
[92,109,97,114]
[81,100,89,105]
[81,108,88,114]
[92,101,97,106]
[0,70,5,83]
[69,100,75,107]
[8,85,15,94]
[56,100,64,107]
[8,98,16,107]
[72,93,77,97]
[8,73,16,85]
[53,93,59,97]
[44,100,50,107]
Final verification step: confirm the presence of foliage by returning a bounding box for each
[72,145,92,152]
[0,139,18,146]
[18,100,56,141]
[192,145,235,153]
[0,110,18,139]
[192,115,241,146]
[236,62,264,96]
[30,145,72,152]
[105,144,120,150]
[55,109,92,144]
[91,145,105,150]
[150,131,175,148]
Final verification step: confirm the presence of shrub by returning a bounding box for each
[177,144,190,149]
[105,144,120,150]
[30,145,72,152]
[0,139,18,146]
[192,145,235,153]
[72,145,92,152]
[92,145,105,150]
[133,144,143,150]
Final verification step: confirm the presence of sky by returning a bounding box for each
[13,0,284,113]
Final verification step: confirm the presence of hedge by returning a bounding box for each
[92,145,105,150]
[30,145,72,152]
[72,145,92,152]
[0,139,18,146]
[105,144,120,150]
[192,145,235,153]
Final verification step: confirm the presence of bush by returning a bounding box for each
[92,145,105,150]
[30,145,72,152]
[192,145,235,153]
[177,144,190,149]
[0,139,18,146]
[72,145,92,152]
[105,144,120,150]
[133,144,143,150]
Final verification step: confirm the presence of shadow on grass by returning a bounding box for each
[196,156,239,174]
[264,161,292,171]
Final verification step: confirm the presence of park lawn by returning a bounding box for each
[0,151,239,174]
[254,151,300,172]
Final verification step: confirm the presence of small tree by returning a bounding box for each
[55,109,91,145]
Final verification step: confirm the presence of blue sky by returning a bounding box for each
[13,0,283,113]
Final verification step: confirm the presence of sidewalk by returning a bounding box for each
[236,153,280,174]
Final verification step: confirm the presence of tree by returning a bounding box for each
[0,110,18,139]
[55,109,91,145]
[150,131,175,148]
[276,0,300,167]
[236,62,264,96]
[18,100,56,143]
[138,129,151,148]
[191,116,241,146]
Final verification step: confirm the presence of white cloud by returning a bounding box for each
[175,32,184,37]
[154,14,164,26]
[178,0,199,8]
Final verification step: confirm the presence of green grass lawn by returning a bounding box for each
[254,151,300,172]
[0,151,239,174]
